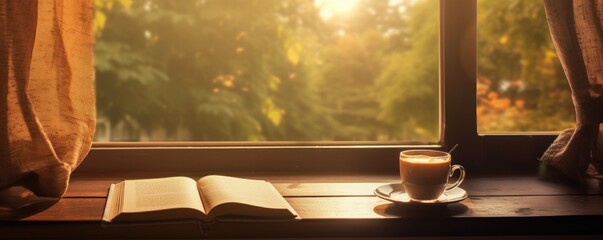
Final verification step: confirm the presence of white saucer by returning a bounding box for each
[374,183,468,205]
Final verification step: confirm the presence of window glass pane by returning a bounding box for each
[477,0,575,133]
[94,0,439,142]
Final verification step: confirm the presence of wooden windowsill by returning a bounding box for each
[2,172,603,239]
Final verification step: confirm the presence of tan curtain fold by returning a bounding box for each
[541,0,603,179]
[0,0,95,201]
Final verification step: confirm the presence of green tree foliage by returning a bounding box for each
[318,0,410,141]
[96,0,334,141]
[376,0,439,141]
[477,0,574,132]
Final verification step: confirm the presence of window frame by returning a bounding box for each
[442,0,558,172]
[79,0,558,175]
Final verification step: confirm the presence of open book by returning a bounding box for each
[102,175,298,223]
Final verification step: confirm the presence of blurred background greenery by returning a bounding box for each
[93,0,574,142]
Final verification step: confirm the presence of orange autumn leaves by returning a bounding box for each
[477,77,528,132]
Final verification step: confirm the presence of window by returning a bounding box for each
[94,0,440,143]
[477,0,574,133]
[84,0,557,173]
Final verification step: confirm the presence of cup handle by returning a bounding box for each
[445,164,465,191]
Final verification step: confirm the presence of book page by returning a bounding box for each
[197,175,296,219]
[122,176,205,214]
[102,183,119,222]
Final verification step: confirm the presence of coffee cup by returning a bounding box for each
[399,150,465,202]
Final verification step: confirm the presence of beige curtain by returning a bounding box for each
[541,0,603,179]
[0,0,95,204]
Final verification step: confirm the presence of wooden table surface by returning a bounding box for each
[2,173,603,239]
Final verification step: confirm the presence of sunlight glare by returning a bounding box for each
[316,0,361,20]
